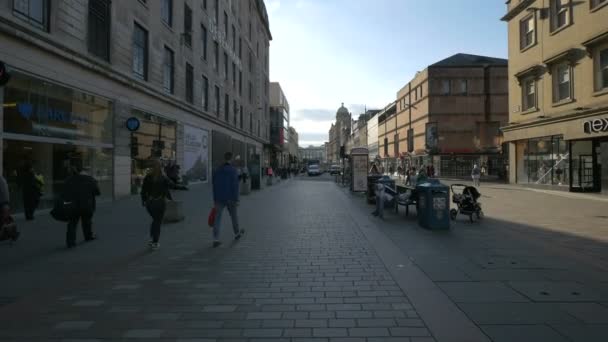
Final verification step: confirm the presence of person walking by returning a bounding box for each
[212,152,244,248]
[63,160,100,249]
[472,164,481,187]
[141,161,172,250]
[18,162,42,220]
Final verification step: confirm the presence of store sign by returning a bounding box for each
[125,117,140,132]
[17,102,92,125]
[583,117,608,134]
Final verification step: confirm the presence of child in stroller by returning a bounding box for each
[450,184,483,222]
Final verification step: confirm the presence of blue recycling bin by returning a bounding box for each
[416,179,450,230]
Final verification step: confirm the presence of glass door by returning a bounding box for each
[570,140,598,192]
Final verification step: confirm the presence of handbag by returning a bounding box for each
[208,207,217,227]
[50,197,74,222]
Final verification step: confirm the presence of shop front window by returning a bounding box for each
[516,135,569,186]
[571,140,594,190]
[3,140,113,213]
[3,72,113,143]
[130,110,177,194]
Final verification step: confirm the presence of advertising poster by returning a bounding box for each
[183,125,209,183]
[352,153,368,192]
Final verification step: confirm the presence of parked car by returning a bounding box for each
[329,165,341,175]
[308,164,321,176]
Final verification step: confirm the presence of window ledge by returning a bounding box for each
[161,21,174,32]
[593,88,608,97]
[552,98,575,107]
[520,43,537,53]
[591,1,608,13]
[549,23,572,36]
[521,107,540,115]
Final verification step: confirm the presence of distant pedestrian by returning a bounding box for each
[141,160,173,250]
[18,161,42,220]
[212,152,245,248]
[472,164,481,187]
[63,159,100,249]
[0,174,10,220]
[372,181,386,219]
[417,167,428,184]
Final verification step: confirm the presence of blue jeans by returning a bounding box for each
[213,201,240,240]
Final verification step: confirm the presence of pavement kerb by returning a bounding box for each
[338,185,491,342]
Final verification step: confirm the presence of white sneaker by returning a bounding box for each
[151,242,160,250]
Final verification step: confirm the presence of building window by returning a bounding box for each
[550,0,571,32]
[13,0,49,30]
[249,82,253,103]
[183,4,192,47]
[420,85,423,98]
[250,112,253,132]
[249,51,254,72]
[214,0,219,23]
[203,0,207,10]
[240,106,244,129]
[185,63,194,103]
[224,11,228,35]
[163,46,174,94]
[224,51,228,79]
[440,80,451,95]
[239,70,243,95]
[459,80,468,95]
[553,63,571,102]
[202,75,209,111]
[591,0,608,9]
[201,24,208,61]
[232,25,236,52]
[596,46,608,91]
[214,85,220,116]
[520,14,536,50]
[249,21,252,41]
[258,120,261,137]
[88,0,111,61]
[239,37,242,59]
[161,0,172,27]
[214,41,219,72]
[224,94,230,121]
[522,77,536,111]
[233,100,238,125]
[132,22,148,80]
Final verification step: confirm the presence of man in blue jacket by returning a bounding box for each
[212,152,244,247]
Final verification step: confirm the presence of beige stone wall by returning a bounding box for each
[506,0,608,127]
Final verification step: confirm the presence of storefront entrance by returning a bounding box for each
[570,140,601,193]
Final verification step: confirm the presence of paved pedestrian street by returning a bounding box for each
[0,176,607,342]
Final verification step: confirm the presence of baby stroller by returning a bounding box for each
[450,184,483,222]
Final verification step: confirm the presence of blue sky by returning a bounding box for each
[267,0,509,147]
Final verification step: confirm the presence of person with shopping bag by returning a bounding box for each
[211,152,245,248]
[141,160,173,250]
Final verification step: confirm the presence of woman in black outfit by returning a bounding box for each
[141,161,172,250]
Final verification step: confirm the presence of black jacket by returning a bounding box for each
[141,175,173,203]
[64,174,101,212]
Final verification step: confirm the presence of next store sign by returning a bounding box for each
[583,117,608,134]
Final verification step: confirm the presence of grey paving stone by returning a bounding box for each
[283,328,313,337]
[395,319,425,327]
[123,329,164,338]
[247,312,282,320]
[202,305,237,312]
[313,328,349,337]
[481,325,569,342]
[348,327,390,337]
[336,311,373,319]
[437,282,529,303]
[72,300,105,307]
[262,319,295,328]
[54,321,94,330]
[389,327,431,337]
[242,328,283,337]
[296,319,329,328]
[283,312,310,319]
[549,324,608,342]
[144,313,180,321]
[356,319,395,327]
[458,302,580,324]
[556,303,608,323]
[310,311,336,319]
